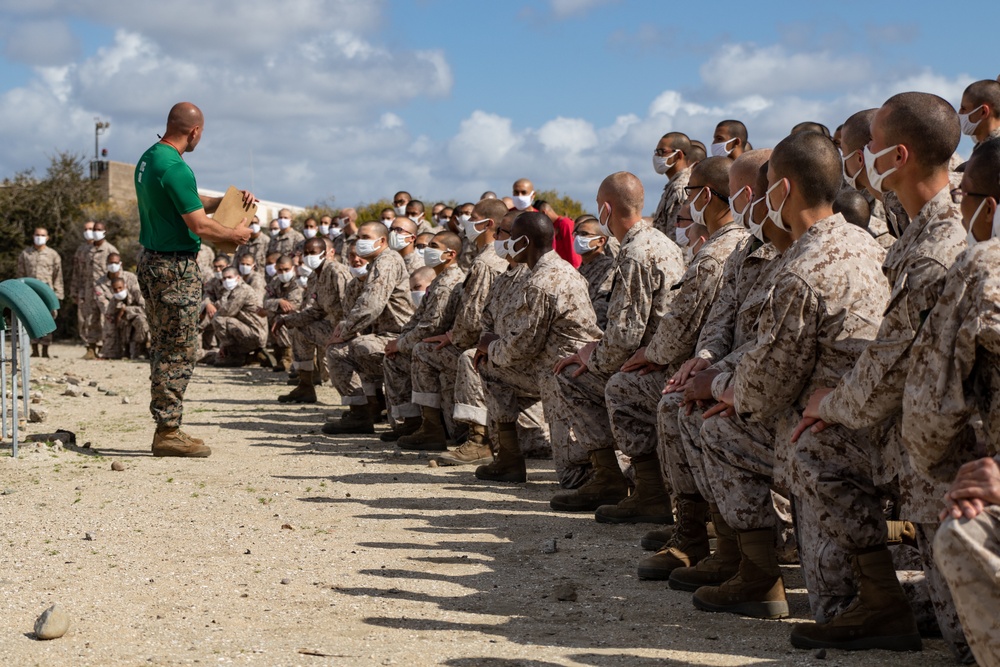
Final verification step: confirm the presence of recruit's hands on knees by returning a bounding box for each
[941,456,1000,521]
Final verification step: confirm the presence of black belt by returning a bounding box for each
[144,249,197,258]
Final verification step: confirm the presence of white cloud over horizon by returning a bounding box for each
[0,3,980,217]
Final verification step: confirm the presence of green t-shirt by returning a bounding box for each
[134,142,204,252]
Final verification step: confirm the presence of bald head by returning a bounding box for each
[881,92,960,169]
[303,237,326,255]
[841,109,877,154]
[661,132,692,154]
[598,171,644,217]
[690,157,732,197]
[432,230,463,255]
[512,211,554,246]
[474,198,509,225]
[358,221,389,239]
[166,102,203,134]
[731,149,772,192]
[771,131,843,207]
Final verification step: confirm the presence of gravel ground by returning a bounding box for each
[0,343,956,666]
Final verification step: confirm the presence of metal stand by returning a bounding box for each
[1,316,27,458]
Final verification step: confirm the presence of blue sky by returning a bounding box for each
[0,0,993,215]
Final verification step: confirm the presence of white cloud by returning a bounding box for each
[537,117,598,154]
[549,0,619,19]
[3,19,79,66]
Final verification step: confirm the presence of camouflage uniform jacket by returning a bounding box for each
[578,252,614,330]
[588,219,685,375]
[282,260,350,328]
[481,265,528,334]
[337,250,414,338]
[203,276,224,308]
[242,270,266,295]
[819,186,968,430]
[646,221,747,369]
[450,243,510,349]
[95,271,140,314]
[488,252,602,369]
[267,228,304,258]
[903,240,999,481]
[729,214,888,420]
[402,250,425,274]
[263,275,305,316]
[71,241,91,302]
[215,283,267,340]
[17,245,64,299]
[105,280,145,321]
[652,167,692,240]
[696,236,780,366]
[235,234,269,270]
[196,245,215,283]
[397,264,466,356]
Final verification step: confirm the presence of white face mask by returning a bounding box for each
[265,263,277,277]
[222,278,239,291]
[278,270,295,284]
[238,264,254,276]
[842,150,862,190]
[711,137,737,157]
[250,223,261,234]
[503,235,528,260]
[674,226,690,247]
[214,270,224,281]
[278,218,292,230]
[653,150,680,175]
[573,235,599,255]
[107,262,122,274]
[388,230,412,251]
[83,229,96,241]
[319,224,330,236]
[690,188,710,227]
[864,144,899,195]
[303,253,324,270]
[494,238,510,259]
[456,214,471,225]
[748,198,767,243]
[355,238,381,258]
[330,227,343,239]
[765,180,791,233]
[350,264,368,278]
[596,201,612,237]
[303,228,318,239]
[113,289,128,301]
[416,247,427,261]
[269,228,280,238]
[966,197,1000,245]
[297,263,313,277]
[394,204,407,216]
[410,290,425,307]
[422,247,448,268]
[297,276,309,287]
[464,218,488,242]
[34,235,47,246]
[93,230,106,241]
[959,106,984,137]
[409,214,423,225]
[512,192,534,211]
[730,190,752,229]
[380,218,394,228]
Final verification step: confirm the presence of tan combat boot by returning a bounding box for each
[322,396,377,435]
[669,507,741,591]
[790,547,921,652]
[380,416,423,442]
[636,494,710,580]
[83,345,97,360]
[692,528,789,619]
[278,369,317,404]
[595,452,673,524]
[152,427,212,458]
[550,448,629,512]
[438,424,493,466]
[397,406,449,451]
[475,426,525,483]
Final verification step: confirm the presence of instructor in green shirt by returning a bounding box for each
[134,102,254,457]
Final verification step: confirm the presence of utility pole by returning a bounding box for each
[94,118,110,160]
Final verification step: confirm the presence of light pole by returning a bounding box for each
[94,118,110,160]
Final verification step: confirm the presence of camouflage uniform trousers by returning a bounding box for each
[552,364,614,456]
[913,519,974,662]
[934,508,1000,667]
[214,316,262,358]
[80,293,104,346]
[103,313,150,359]
[290,320,335,371]
[137,252,201,430]
[657,391,703,497]
[606,369,671,473]
[268,313,293,349]
[456,348,551,458]
[75,295,88,345]
[325,334,393,406]
[410,341,462,438]
[382,351,420,420]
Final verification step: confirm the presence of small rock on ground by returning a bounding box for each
[111,461,125,471]
[34,604,70,640]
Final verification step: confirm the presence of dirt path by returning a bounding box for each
[0,343,954,666]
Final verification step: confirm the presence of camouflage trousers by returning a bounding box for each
[382,351,420,419]
[658,391,716,501]
[326,334,393,406]
[79,293,103,345]
[267,313,293,349]
[552,364,614,454]
[215,316,265,358]
[457,348,552,459]
[410,342,461,438]
[137,251,201,430]
[935,508,1000,667]
[606,368,669,458]
[102,313,150,360]
[290,320,335,371]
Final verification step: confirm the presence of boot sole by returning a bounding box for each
[595,512,674,525]
[474,471,526,483]
[692,593,789,620]
[397,443,448,451]
[789,631,922,652]
[321,426,375,435]
[277,397,317,404]
[152,448,212,458]
[668,571,736,592]
[437,456,494,467]
[636,566,677,581]
[549,496,627,512]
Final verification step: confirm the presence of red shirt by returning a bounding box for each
[552,216,580,268]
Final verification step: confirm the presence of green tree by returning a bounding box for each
[533,189,589,220]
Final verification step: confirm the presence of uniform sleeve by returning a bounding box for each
[695,249,742,363]
[819,256,945,429]
[589,258,654,374]
[488,285,553,367]
[398,277,461,355]
[52,253,65,300]
[647,256,724,369]
[339,260,397,338]
[451,263,497,349]
[733,274,820,419]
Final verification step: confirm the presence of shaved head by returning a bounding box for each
[660,132,692,154]
[964,138,1000,199]
[833,189,872,228]
[598,171,644,217]
[964,80,1000,119]
[881,92,960,169]
[771,131,843,207]
[303,237,326,255]
[474,198,509,224]
[166,102,203,133]
[690,157,732,197]
[358,221,389,239]
[841,109,877,153]
[511,211,554,249]
[432,230,463,255]
[731,149,772,192]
